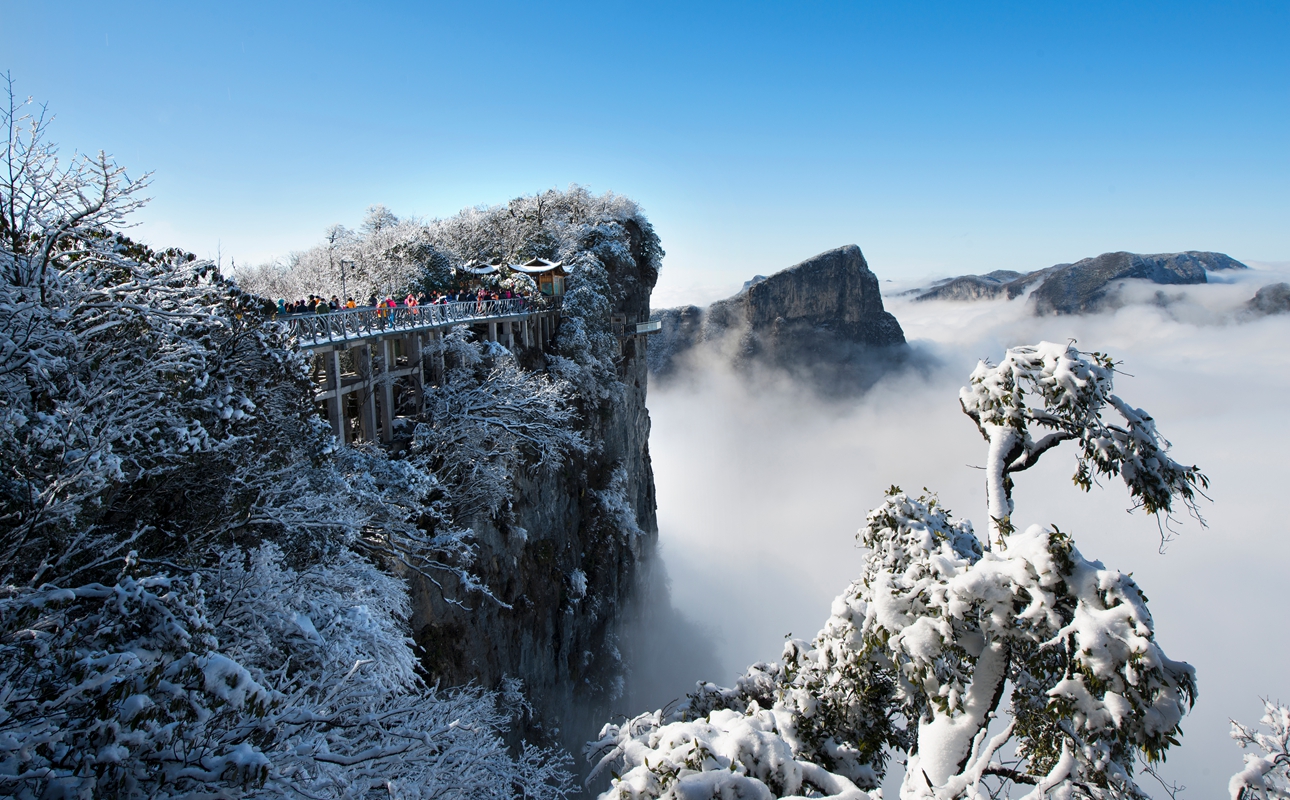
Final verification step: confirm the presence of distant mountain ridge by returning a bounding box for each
[914,250,1248,314]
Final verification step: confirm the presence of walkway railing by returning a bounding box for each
[284,297,558,348]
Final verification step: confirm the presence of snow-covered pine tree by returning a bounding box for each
[958,341,1207,547]
[589,342,1203,800]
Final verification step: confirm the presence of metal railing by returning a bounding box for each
[283,297,558,348]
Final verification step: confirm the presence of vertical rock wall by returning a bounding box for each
[408,219,660,753]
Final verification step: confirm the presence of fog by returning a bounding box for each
[645,263,1290,797]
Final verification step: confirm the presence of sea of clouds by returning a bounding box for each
[644,261,1290,797]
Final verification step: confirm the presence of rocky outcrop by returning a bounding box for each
[912,250,1247,315]
[716,245,905,346]
[1247,282,1290,316]
[649,245,906,394]
[915,270,1030,302]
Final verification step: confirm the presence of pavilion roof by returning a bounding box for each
[508,257,565,275]
[458,260,501,276]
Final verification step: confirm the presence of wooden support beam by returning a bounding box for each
[303,312,575,446]
[325,349,345,442]
[433,329,445,384]
[408,333,424,414]
[355,345,377,442]
[379,339,394,443]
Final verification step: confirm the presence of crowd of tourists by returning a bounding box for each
[275,287,532,317]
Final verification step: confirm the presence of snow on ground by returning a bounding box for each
[647,260,1290,798]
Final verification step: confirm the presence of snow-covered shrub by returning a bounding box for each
[1230,702,1290,799]
[0,573,276,796]
[676,645,899,792]
[594,464,644,538]
[569,568,589,600]
[549,250,622,404]
[592,343,1202,800]
[544,211,657,405]
[205,543,419,691]
[413,327,588,521]
[0,548,576,799]
[587,707,874,800]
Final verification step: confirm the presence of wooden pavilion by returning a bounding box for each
[509,258,566,297]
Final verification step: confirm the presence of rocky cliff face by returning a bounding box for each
[408,220,661,756]
[913,250,1248,314]
[650,245,906,393]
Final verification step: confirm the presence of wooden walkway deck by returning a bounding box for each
[286,299,562,444]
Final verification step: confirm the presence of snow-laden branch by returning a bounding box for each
[2,75,150,293]
[412,328,588,521]
[588,707,876,800]
[858,489,1194,798]
[1230,702,1290,799]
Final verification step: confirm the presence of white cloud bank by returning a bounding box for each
[646,261,1290,797]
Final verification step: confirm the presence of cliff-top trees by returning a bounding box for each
[590,342,1201,800]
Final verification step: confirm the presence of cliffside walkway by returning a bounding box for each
[287,299,563,445]
[285,297,554,350]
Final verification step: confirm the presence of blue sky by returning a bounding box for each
[4,0,1287,304]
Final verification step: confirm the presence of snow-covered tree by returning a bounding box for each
[411,327,588,521]
[547,239,627,405]
[959,341,1207,546]
[0,545,575,799]
[591,342,1202,800]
